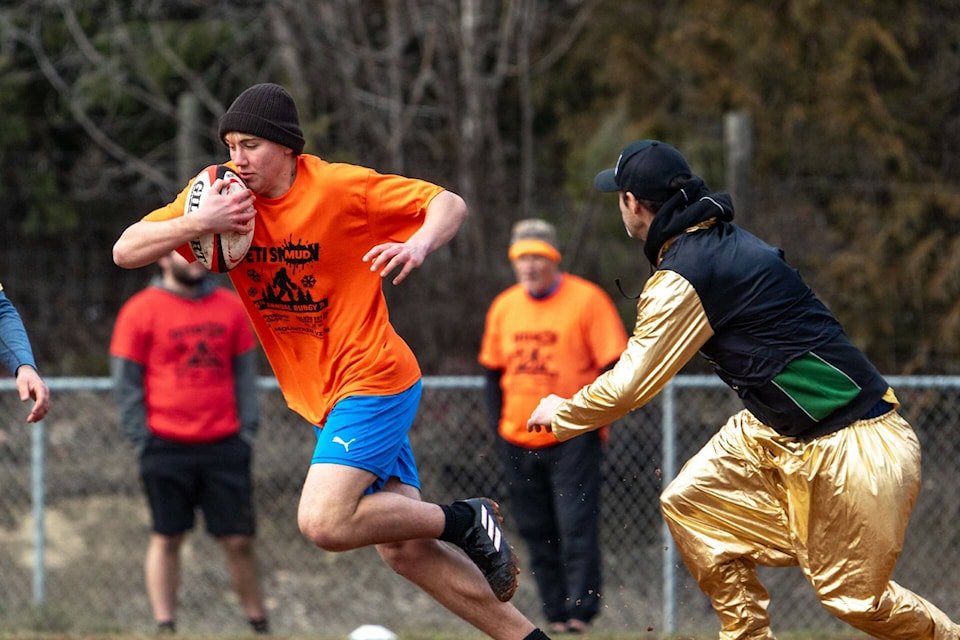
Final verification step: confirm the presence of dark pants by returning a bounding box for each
[498,432,602,624]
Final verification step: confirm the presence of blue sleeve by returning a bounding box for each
[0,291,37,376]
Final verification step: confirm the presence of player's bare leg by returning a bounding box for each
[297,463,448,550]
[375,480,536,640]
[298,465,539,639]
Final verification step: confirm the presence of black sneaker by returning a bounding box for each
[155,621,176,635]
[249,617,270,635]
[453,497,519,602]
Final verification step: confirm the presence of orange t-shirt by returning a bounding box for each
[478,274,629,447]
[110,286,256,442]
[144,155,444,426]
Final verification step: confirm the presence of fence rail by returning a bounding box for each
[0,375,957,636]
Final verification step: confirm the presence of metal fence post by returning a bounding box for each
[31,418,46,606]
[661,380,678,633]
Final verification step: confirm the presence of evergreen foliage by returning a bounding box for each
[0,1,957,374]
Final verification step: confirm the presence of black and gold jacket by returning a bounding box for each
[553,179,891,441]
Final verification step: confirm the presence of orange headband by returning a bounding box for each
[508,239,561,263]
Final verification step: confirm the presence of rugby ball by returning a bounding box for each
[184,164,254,272]
[349,626,397,640]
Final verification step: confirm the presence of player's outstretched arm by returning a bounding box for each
[527,394,566,433]
[363,190,468,285]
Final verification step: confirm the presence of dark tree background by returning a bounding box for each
[0,0,958,376]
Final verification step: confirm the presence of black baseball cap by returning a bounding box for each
[593,140,692,201]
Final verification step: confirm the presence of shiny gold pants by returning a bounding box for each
[660,409,958,640]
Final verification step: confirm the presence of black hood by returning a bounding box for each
[643,177,735,266]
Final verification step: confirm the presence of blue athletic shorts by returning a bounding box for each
[311,380,422,494]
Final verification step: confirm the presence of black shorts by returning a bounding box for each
[139,434,256,537]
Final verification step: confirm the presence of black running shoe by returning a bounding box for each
[155,621,176,635]
[453,497,519,602]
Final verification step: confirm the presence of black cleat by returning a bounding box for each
[453,497,519,602]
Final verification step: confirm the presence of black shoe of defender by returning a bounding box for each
[454,497,519,602]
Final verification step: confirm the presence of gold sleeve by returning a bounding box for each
[551,269,715,441]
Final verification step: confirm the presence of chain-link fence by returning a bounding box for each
[0,375,958,637]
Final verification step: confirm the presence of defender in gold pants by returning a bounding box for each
[661,409,957,640]
[528,139,960,639]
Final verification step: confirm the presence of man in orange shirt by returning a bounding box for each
[113,83,551,640]
[480,219,628,634]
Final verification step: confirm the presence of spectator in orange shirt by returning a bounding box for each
[479,219,628,634]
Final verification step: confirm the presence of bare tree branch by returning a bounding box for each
[21,18,172,189]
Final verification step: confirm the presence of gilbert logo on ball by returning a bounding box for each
[184,164,254,272]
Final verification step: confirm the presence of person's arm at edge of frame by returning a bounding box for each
[363,190,468,285]
[527,269,715,440]
[0,290,49,423]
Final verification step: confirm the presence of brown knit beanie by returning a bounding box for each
[218,83,305,154]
